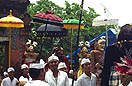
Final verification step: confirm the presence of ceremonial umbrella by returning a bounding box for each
[36,24,68,59]
[36,24,68,39]
[0,10,24,67]
[33,10,63,26]
[33,10,66,58]
[63,19,84,69]
[92,15,118,46]
[33,10,67,39]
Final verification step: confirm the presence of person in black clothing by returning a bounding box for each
[101,24,132,86]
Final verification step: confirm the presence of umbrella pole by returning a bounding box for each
[105,24,108,46]
[72,1,84,86]
[40,20,48,59]
[9,27,11,67]
[70,29,73,69]
[75,0,84,70]
[40,40,44,59]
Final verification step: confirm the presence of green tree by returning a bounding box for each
[27,0,114,60]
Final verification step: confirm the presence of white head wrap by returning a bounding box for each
[81,58,91,65]
[69,70,73,74]
[58,62,67,69]
[3,72,8,76]
[7,67,15,73]
[21,64,28,69]
[40,59,45,64]
[30,63,45,69]
[48,53,59,62]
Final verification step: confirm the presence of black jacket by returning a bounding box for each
[101,44,123,86]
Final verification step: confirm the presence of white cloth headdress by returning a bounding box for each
[21,64,29,69]
[81,58,91,65]
[7,67,15,73]
[30,63,45,69]
[58,62,67,69]
[48,53,59,62]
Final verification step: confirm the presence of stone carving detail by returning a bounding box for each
[11,28,19,49]
[0,28,9,37]
[0,28,19,49]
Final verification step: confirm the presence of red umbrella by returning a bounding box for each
[33,10,63,26]
[33,10,65,59]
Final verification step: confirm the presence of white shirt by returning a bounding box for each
[76,73,96,86]
[118,81,132,86]
[69,78,72,86]
[19,76,32,82]
[68,78,77,86]
[45,70,70,86]
[24,80,50,86]
[2,77,18,86]
[128,81,132,86]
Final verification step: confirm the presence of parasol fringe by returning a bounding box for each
[63,25,84,29]
[0,24,24,28]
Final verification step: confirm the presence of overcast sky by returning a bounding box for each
[29,0,132,26]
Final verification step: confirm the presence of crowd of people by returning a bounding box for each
[0,24,132,86]
[0,54,95,86]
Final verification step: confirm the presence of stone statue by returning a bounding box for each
[22,39,39,65]
[90,36,106,86]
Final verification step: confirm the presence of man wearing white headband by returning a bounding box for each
[76,58,96,86]
[2,67,18,86]
[45,54,70,86]
[19,64,32,82]
[3,72,8,78]
[1,72,8,86]
[68,70,77,86]
[58,62,68,73]
[24,63,49,86]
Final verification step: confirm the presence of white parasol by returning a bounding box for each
[92,8,119,46]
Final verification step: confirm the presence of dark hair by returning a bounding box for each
[117,24,132,41]
[29,68,43,79]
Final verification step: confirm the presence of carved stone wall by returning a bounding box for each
[0,0,30,66]
[11,28,19,49]
[0,0,30,16]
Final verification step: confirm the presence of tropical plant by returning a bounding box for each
[27,0,114,60]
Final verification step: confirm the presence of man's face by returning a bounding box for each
[49,60,59,71]
[40,69,45,80]
[59,68,68,73]
[8,71,14,78]
[68,73,73,78]
[22,68,29,76]
[56,49,65,56]
[82,62,92,73]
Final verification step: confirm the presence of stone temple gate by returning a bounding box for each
[0,0,31,70]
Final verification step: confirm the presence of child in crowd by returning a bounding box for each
[76,58,96,86]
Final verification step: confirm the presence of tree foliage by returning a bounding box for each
[27,0,114,60]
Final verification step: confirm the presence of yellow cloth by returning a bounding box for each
[0,12,24,28]
[63,24,84,29]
